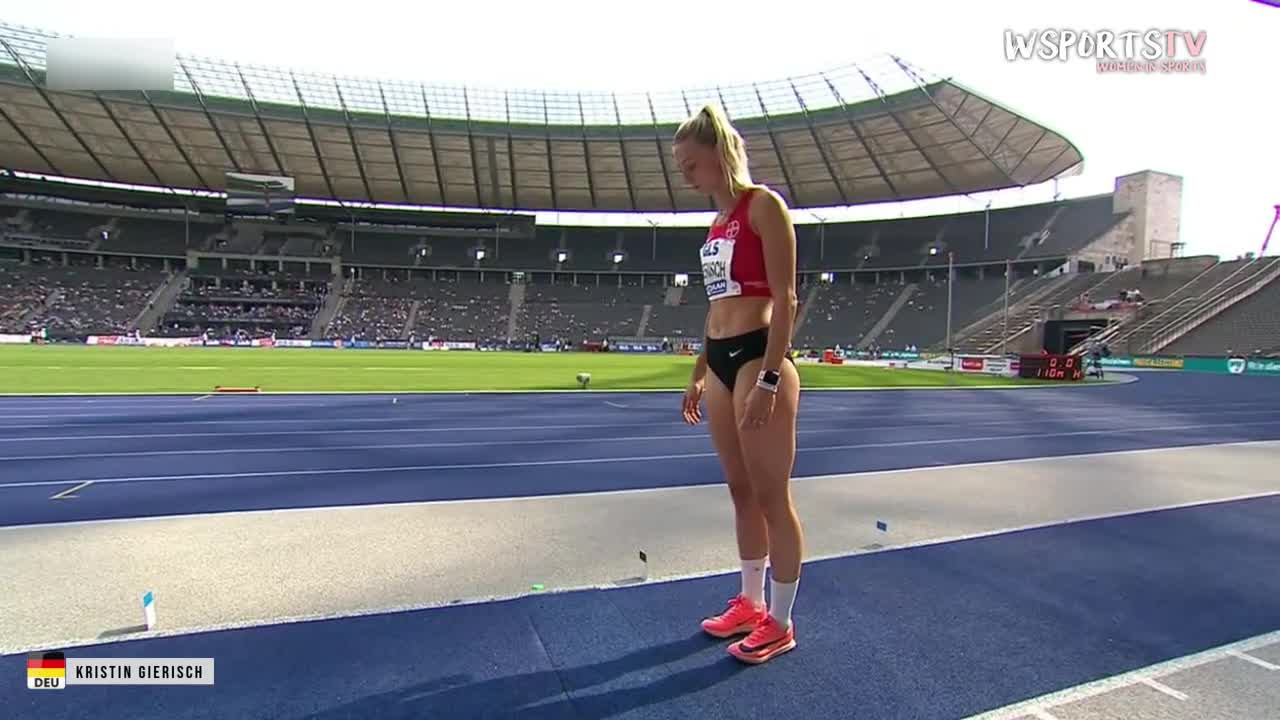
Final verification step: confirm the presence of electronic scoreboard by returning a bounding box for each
[1018,353,1084,381]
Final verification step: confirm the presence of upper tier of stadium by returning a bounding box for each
[0,21,1082,213]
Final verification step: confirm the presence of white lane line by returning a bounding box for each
[2,451,716,488]
[1139,677,1188,701]
[1227,649,1280,670]
[193,394,212,401]
[3,419,1280,490]
[2,443,1277,530]
[0,399,1272,427]
[0,406,1044,429]
[48,481,94,500]
[0,419,689,443]
[0,379,1126,397]
[5,409,1280,448]
[0,394,1247,411]
[967,630,1280,719]
[11,412,1278,461]
[0,393,1274,422]
[0,431,714,461]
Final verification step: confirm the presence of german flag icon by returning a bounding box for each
[27,652,66,690]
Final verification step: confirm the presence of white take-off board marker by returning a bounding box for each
[143,591,156,630]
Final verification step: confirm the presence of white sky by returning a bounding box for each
[4,0,1277,260]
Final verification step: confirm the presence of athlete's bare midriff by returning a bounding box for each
[706,295,773,339]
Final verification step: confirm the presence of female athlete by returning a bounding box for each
[675,104,804,665]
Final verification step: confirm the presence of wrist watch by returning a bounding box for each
[756,369,781,393]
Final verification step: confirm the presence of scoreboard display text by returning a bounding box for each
[1018,353,1084,381]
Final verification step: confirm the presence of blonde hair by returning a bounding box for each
[674,104,754,196]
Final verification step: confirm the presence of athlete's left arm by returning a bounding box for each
[752,188,798,373]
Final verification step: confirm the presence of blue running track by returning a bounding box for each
[2,373,1280,528]
[2,371,1279,718]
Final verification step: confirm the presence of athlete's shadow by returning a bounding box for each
[299,631,746,719]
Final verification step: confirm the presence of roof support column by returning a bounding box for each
[177,58,243,174]
[747,84,800,205]
[140,89,209,187]
[646,92,678,212]
[418,84,448,205]
[788,78,849,205]
[0,34,114,180]
[503,91,519,209]
[376,81,412,203]
[288,71,338,200]
[612,93,638,211]
[461,87,486,207]
[853,63,960,196]
[890,55,1023,188]
[334,80,375,202]
[820,71,899,200]
[235,64,287,175]
[542,92,560,209]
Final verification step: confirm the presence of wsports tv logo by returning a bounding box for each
[1004,29,1207,74]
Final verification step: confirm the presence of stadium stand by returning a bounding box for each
[163,267,330,340]
[1161,270,1280,358]
[879,274,1007,351]
[410,276,512,344]
[1081,257,1279,355]
[0,260,171,338]
[644,286,708,342]
[326,276,416,342]
[1,168,1274,357]
[793,280,902,349]
[518,280,662,344]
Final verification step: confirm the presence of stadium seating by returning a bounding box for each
[793,280,901,349]
[1161,271,1280,357]
[0,261,169,337]
[1090,259,1263,355]
[950,271,1114,353]
[411,277,511,343]
[326,276,416,341]
[163,268,329,340]
[2,195,1274,357]
[879,275,1007,351]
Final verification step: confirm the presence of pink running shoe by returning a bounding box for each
[700,594,767,638]
[728,615,796,664]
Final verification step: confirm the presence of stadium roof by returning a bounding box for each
[0,21,1083,214]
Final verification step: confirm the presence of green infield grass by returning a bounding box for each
[0,344,1061,394]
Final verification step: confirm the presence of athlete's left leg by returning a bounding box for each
[727,356,803,664]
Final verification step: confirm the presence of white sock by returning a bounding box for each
[769,577,799,628]
[741,557,767,608]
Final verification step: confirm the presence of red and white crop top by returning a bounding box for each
[700,188,771,301]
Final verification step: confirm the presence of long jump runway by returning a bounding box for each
[3,372,1280,718]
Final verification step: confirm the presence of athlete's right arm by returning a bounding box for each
[682,312,709,424]
[690,311,709,385]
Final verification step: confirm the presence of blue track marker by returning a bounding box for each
[142,591,156,630]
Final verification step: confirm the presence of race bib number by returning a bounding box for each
[701,238,740,300]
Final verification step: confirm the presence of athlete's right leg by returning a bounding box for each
[700,365,770,638]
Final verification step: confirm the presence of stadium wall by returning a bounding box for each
[1111,170,1184,265]
[1073,220,1133,274]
